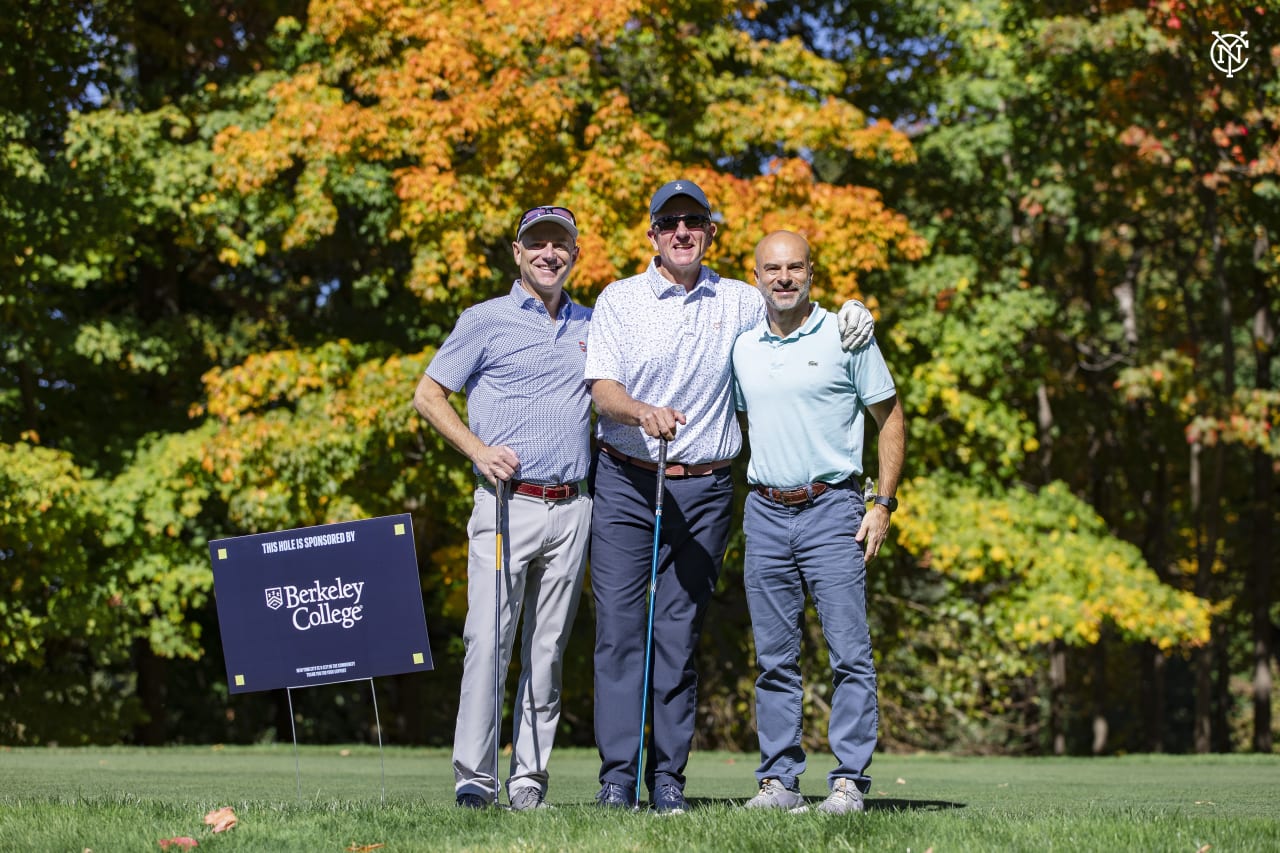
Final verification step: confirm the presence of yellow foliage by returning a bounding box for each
[896,477,1213,651]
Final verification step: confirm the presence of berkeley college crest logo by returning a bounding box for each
[264,587,284,610]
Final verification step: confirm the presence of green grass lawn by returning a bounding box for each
[1,745,1278,851]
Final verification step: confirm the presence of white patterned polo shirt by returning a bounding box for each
[585,260,766,465]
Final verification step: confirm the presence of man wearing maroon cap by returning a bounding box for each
[584,181,876,813]
[415,205,592,811]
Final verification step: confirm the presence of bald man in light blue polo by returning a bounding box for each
[731,230,906,815]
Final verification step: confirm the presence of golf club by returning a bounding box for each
[492,477,506,808]
[635,438,668,809]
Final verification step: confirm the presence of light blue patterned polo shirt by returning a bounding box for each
[427,281,592,484]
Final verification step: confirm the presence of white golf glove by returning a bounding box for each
[838,299,875,351]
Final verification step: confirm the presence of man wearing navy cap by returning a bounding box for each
[415,205,592,811]
[584,181,876,813]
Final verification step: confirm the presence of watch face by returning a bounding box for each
[874,495,898,512]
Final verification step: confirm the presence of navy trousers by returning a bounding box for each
[589,450,733,793]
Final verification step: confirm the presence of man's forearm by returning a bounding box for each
[872,396,906,497]
[589,378,644,426]
[414,376,483,464]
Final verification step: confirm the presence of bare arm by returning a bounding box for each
[856,394,906,560]
[589,378,686,441]
[413,374,519,484]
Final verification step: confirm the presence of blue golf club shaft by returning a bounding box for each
[636,438,667,806]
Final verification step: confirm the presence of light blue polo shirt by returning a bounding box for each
[732,304,896,488]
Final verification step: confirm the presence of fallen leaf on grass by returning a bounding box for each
[346,844,386,852]
[896,778,906,784]
[1197,845,1212,853]
[158,838,198,850]
[340,749,352,756]
[204,807,237,833]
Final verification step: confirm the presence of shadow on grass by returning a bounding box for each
[684,797,965,812]
[867,798,965,812]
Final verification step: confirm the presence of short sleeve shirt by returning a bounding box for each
[585,260,766,464]
[732,304,896,487]
[427,281,592,484]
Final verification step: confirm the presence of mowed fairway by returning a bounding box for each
[1,746,1278,851]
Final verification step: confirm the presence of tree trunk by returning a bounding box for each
[1142,646,1165,752]
[1050,641,1067,755]
[133,639,167,745]
[1250,262,1276,752]
[1191,221,1233,753]
[1091,637,1108,755]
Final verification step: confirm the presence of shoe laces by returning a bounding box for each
[596,782,625,803]
[511,788,542,807]
[831,779,860,799]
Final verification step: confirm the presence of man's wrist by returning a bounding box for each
[870,494,898,513]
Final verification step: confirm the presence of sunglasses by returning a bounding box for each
[651,213,712,233]
[518,206,577,229]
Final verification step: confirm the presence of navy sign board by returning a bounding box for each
[209,514,432,694]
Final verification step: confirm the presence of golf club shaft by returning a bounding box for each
[493,478,505,806]
[636,438,668,805]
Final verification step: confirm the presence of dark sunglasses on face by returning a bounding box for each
[652,213,712,232]
[518,205,577,228]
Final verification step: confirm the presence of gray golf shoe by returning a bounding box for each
[508,786,550,811]
[817,778,865,814]
[743,778,807,811]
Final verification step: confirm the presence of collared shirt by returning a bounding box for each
[585,259,765,464]
[427,281,592,484]
[732,304,896,488]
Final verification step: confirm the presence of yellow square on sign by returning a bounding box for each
[413,652,424,665]
[395,523,405,536]
[218,548,228,560]
[234,675,245,686]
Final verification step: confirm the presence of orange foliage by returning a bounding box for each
[213,0,923,306]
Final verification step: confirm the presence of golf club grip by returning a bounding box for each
[655,439,667,513]
[494,479,505,570]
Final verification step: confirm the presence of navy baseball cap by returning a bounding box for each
[649,180,711,216]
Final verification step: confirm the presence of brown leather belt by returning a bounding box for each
[511,480,582,501]
[601,442,732,479]
[753,481,845,506]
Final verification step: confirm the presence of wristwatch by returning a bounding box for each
[870,494,898,513]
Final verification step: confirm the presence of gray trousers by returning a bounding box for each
[453,486,591,800]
